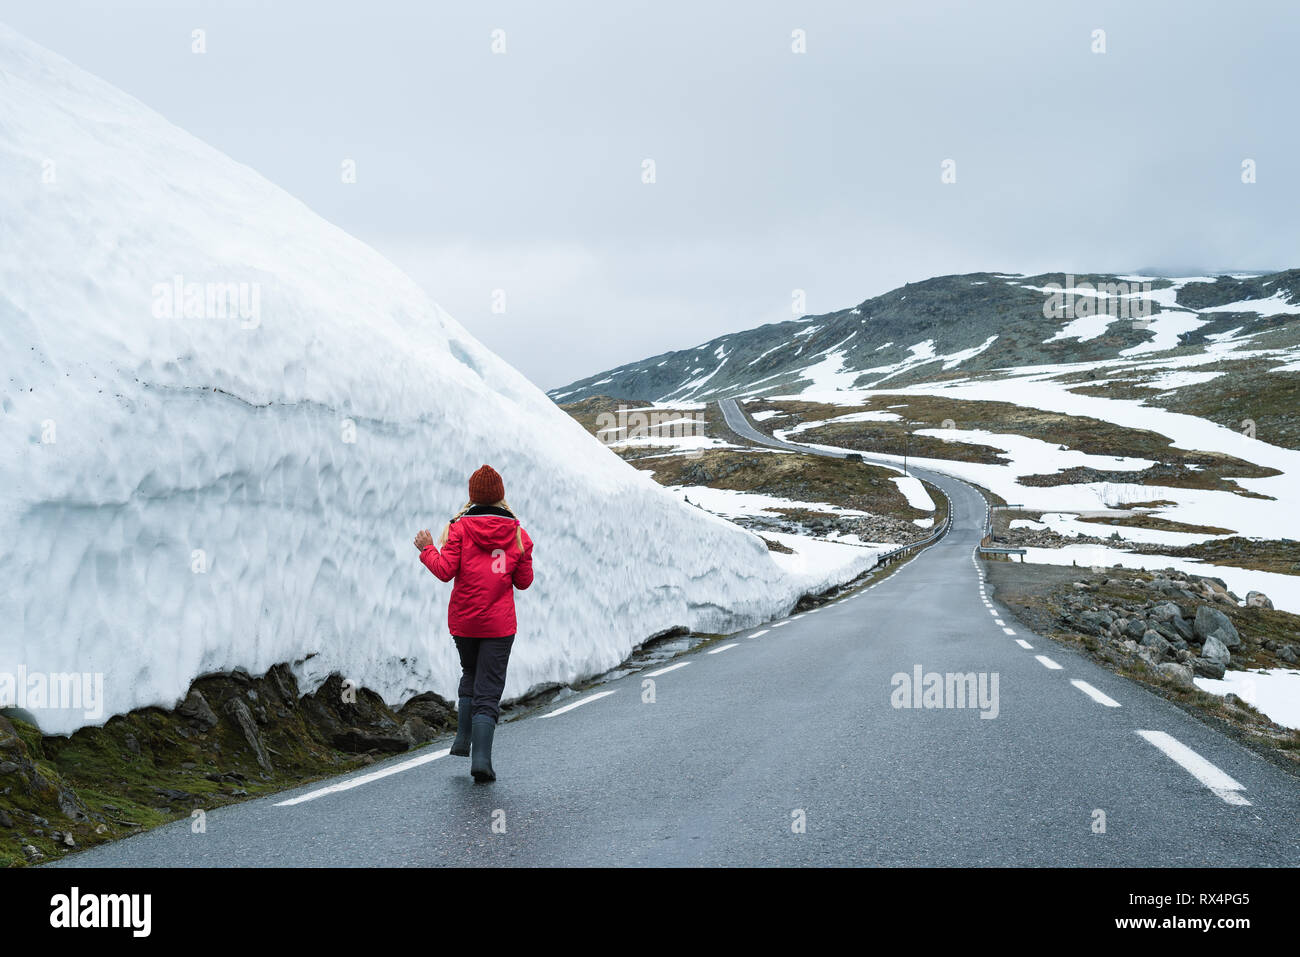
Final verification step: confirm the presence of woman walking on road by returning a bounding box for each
[414,464,534,782]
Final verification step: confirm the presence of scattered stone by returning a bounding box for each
[177,689,219,730]
[396,691,457,732]
[223,697,273,772]
[22,845,44,863]
[1157,662,1194,687]
[57,788,89,822]
[155,788,196,803]
[1193,606,1240,648]
[1079,609,1115,633]
[1150,601,1182,623]
[0,716,21,753]
[401,717,436,745]
[1140,630,1172,660]
[1245,590,1273,609]
[1279,645,1298,664]
[1201,635,1232,666]
[1191,657,1226,680]
[265,663,300,710]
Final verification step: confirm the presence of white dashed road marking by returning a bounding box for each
[1070,679,1121,707]
[541,689,619,718]
[1035,655,1063,671]
[1002,627,1016,635]
[1014,638,1033,649]
[707,643,739,655]
[748,629,770,639]
[644,661,691,678]
[1136,730,1251,806]
[276,748,451,806]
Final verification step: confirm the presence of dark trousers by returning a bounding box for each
[453,635,515,722]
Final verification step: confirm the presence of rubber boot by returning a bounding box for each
[449,697,472,756]
[470,714,497,782]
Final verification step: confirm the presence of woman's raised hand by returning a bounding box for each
[414,529,434,550]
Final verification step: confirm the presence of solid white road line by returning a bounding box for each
[1136,730,1251,806]
[1014,638,1033,649]
[1002,627,1016,635]
[644,661,691,677]
[1035,655,1063,670]
[707,643,739,655]
[541,689,619,718]
[276,748,451,806]
[1070,679,1121,707]
[748,629,770,639]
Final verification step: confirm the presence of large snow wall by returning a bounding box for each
[0,25,871,735]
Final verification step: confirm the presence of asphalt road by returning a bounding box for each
[53,401,1300,866]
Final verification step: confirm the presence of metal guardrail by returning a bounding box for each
[978,503,1026,560]
[874,485,953,567]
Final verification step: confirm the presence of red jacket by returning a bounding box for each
[420,505,534,638]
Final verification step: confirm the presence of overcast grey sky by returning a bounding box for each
[4,0,1297,389]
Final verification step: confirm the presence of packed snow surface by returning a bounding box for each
[666,486,867,520]
[0,25,842,734]
[751,532,884,588]
[891,476,935,512]
[1193,669,1300,730]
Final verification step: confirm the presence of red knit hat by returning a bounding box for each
[468,464,505,504]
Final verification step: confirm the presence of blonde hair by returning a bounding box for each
[438,498,525,551]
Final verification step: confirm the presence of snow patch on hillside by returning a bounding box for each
[891,475,935,512]
[1193,669,1300,730]
[667,485,868,520]
[1199,292,1296,315]
[796,335,861,391]
[759,532,886,588]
